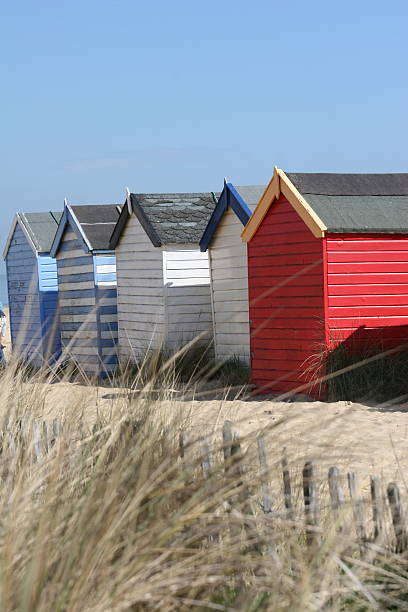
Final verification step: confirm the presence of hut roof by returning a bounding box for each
[4,211,63,257]
[70,204,121,250]
[50,204,121,257]
[242,169,408,241]
[287,173,408,233]
[110,192,218,248]
[200,182,265,252]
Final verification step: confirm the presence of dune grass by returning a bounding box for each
[0,353,406,611]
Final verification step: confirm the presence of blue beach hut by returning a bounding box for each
[199,181,265,364]
[3,212,63,366]
[50,201,121,377]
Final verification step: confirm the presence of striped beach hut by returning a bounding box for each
[50,201,121,377]
[109,191,217,362]
[200,181,265,364]
[4,212,62,366]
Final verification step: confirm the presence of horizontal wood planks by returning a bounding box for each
[164,247,212,350]
[56,223,118,376]
[116,215,165,360]
[326,234,408,349]
[208,208,250,363]
[248,195,325,396]
[6,224,43,366]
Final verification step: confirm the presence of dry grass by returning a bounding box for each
[0,354,406,611]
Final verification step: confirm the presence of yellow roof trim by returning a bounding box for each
[241,167,327,241]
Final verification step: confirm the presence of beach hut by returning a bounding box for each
[3,212,62,366]
[50,201,121,377]
[200,181,265,364]
[109,191,217,362]
[241,168,408,396]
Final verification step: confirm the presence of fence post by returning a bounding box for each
[303,461,320,551]
[370,476,385,541]
[328,467,344,514]
[41,421,48,455]
[32,422,42,462]
[222,420,233,470]
[387,482,408,553]
[257,435,273,514]
[282,447,294,521]
[200,439,211,480]
[179,431,192,486]
[50,419,61,447]
[347,472,366,546]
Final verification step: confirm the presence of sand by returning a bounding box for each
[4,301,408,491]
[31,379,408,489]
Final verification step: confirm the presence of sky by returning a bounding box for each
[1,0,407,272]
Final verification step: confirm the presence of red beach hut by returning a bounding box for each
[241,168,408,397]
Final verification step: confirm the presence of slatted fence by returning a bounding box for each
[180,420,408,555]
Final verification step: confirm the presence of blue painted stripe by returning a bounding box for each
[59,305,96,315]
[102,354,119,365]
[58,272,95,283]
[57,239,84,253]
[58,289,96,299]
[95,272,116,283]
[58,255,93,268]
[100,322,118,332]
[60,322,98,331]
[94,255,116,266]
[100,339,116,348]
[98,305,117,315]
[96,288,117,299]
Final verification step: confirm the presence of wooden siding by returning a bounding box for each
[163,247,212,350]
[38,255,61,363]
[326,234,408,348]
[5,224,43,366]
[56,225,118,376]
[248,194,325,395]
[208,207,250,363]
[116,215,165,361]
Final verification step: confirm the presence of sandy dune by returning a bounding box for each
[32,379,408,489]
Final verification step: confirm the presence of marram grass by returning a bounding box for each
[0,356,405,610]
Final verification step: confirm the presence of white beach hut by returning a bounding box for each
[199,181,265,364]
[109,191,217,362]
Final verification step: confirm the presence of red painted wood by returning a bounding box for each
[327,234,408,346]
[329,273,408,284]
[329,294,408,306]
[248,194,325,397]
[250,243,325,257]
[329,251,408,263]
[250,327,323,340]
[248,253,321,267]
[329,262,408,273]
[251,338,323,350]
[253,379,318,394]
[250,285,324,299]
[328,283,408,296]
[327,235,408,251]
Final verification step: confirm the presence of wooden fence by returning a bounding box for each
[1,416,407,556]
[180,420,408,555]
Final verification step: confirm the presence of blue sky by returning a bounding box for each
[1,0,407,270]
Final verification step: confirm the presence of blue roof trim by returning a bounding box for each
[227,184,252,225]
[50,207,91,258]
[199,183,252,252]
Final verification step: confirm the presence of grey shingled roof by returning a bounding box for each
[21,212,63,252]
[130,192,218,245]
[71,204,121,250]
[235,185,265,210]
[286,173,408,233]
